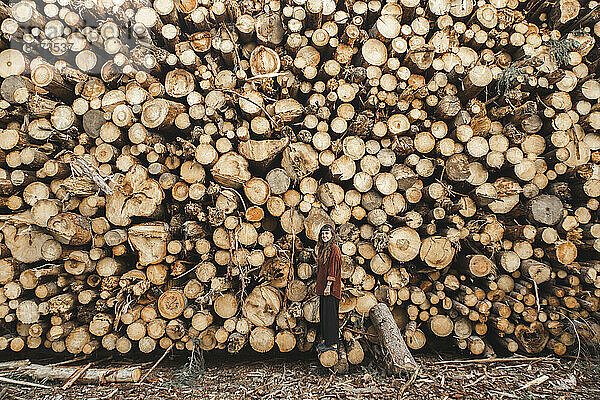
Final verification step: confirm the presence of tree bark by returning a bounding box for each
[369,303,418,374]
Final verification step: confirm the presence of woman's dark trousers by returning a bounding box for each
[319,295,339,346]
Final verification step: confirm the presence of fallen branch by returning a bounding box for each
[370,303,418,374]
[518,374,549,391]
[61,362,93,390]
[397,365,420,398]
[0,360,31,371]
[434,356,560,365]
[137,343,174,384]
[48,355,93,367]
[100,388,119,399]
[0,376,52,389]
[15,364,141,384]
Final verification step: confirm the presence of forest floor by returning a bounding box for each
[1,350,600,400]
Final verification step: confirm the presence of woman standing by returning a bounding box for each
[314,224,342,352]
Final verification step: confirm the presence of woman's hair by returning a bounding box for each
[315,224,337,265]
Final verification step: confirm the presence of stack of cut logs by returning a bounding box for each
[0,0,600,369]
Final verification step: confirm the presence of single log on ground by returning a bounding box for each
[369,303,418,374]
[17,364,141,383]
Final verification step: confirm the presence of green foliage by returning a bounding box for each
[546,29,586,67]
[497,62,528,96]
[166,345,205,388]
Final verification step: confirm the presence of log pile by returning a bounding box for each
[0,0,600,367]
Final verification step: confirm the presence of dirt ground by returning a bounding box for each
[1,351,600,400]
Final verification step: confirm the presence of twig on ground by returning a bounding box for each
[0,360,31,371]
[47,355,91,367]
[0,376,52,389]
[434,356,559,365]
[464,373,487,388]
[488,390,519,398]
[518,374,549,391]
[323,373,336,391]
[137,343,174,384]
[61,362,92,390]
[101,388,119,399]
[398,365,420,399]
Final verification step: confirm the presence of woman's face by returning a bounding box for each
[321,229,333,242]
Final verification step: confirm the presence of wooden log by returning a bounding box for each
[428,314,454,338]
[520,259,552,284]
[369,303,418,374]
[346,337,365,365]
[239,137,289,165]
[211,152,251,189]
[419,236,455,270]
[514,322,549,354]
[158,290,187,320]
[275,330,296,353]
[242,285,281,327]
[249,326,274,353]
[318,348,338,368]
[388,227,421,262]
[463,255,495,278]
[0,0,598,364]
[16,364,141,383]
[527,195,564,226]
[141,99,186,129]
[128,223,170,266]
[47,213,92,246]
[214,293,238,319]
